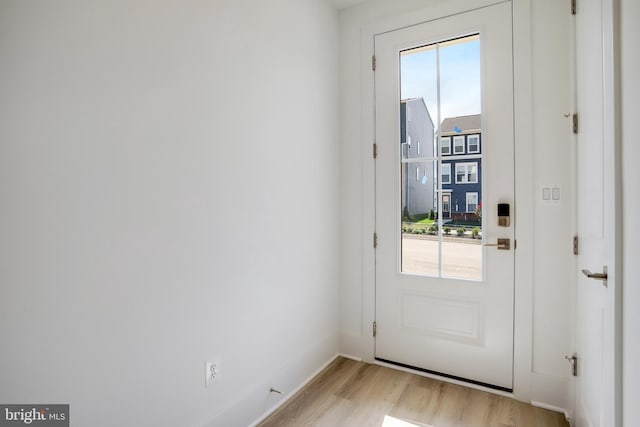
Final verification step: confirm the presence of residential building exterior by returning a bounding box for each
[400,98,435,218]
[439,114,481,221]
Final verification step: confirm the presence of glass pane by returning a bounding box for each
[400,42,438,277]
[399,34,482,280]
[439,35,482,280]
[401,159,438,275]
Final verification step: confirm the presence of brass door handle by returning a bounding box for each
[581,266,608,287]
[483,238,510,250]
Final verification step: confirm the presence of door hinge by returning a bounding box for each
[373,232,378,248]
[373,321,377,337]
[573,113,578,134]
[372,55,377,71]
[573,235,579,255]
[373,143,378,159]
[565,354,578,376]
[571,0,576,15]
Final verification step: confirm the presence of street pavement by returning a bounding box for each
[401,235,482,280]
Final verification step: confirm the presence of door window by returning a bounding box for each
[400,34,483,280]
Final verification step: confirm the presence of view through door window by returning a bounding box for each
[400,34,482,280]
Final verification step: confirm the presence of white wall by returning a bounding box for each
[337,0,429,361]
[621,0,640,424]
[529,0,574,411]
[0,1,339,426]
[338,0,574,411]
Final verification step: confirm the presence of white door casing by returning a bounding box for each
[374,2,515,390]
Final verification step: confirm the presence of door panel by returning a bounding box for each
[574,0,618,425]
[374,2,514,390]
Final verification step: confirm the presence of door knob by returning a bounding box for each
[483,238,510,250]
[581,266,608,287]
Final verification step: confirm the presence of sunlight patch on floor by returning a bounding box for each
[382,415,433,427]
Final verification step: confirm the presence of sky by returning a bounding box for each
[400,35,481,130]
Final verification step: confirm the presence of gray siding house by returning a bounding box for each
[400,98,435,218]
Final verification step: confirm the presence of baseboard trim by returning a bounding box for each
[531,400,571,424]
[248,353,341,427]
[337,353,362,362]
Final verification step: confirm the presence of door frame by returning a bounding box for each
[442,192,451,219]
[359,0,535,402]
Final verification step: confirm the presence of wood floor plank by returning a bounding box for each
[258,357,569,427]
[339,366,412,426]
[260,358,362,427]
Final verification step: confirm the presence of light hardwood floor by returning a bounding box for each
[258,357,569,427]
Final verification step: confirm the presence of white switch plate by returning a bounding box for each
[542,185,561,205]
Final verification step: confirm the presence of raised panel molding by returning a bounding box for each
[401,293,483,344]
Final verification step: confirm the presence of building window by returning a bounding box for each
[440,137,451,155]
[466,192,478,213]
[455,162,478,184]
[441,163,451,184]
[468,134,480,153]
[453,136,465,154]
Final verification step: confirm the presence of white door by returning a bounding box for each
[374,2,515,390]
[574,0,620,425]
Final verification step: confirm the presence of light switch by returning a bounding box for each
[542,185,560,205]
